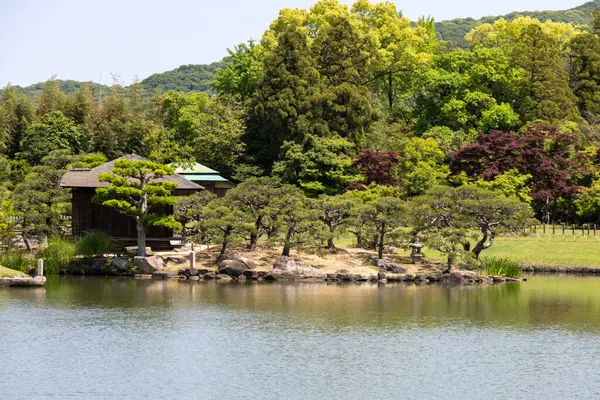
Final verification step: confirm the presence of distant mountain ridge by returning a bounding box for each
[436,0,600,47]
[9,1,600,97]
[11,60,227,98]
[140,61,226,94]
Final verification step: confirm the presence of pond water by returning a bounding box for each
[2,276,600,399]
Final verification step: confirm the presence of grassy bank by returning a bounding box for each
[0,265,28,278]
[481,238,600,268]
[419,237,600,268]
[338,233,600,269]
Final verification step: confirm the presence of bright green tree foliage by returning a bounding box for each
[575,180,600,220]
[394,137,449,196]
[11,150,76,249]
[421,126,475,156]
[273,134,359,195]
[20,111,82,164]
[569,12,600,125]
[212,41,264,102]
[0,87,35,157]
[467,17,580,122]
[476,169,533,203]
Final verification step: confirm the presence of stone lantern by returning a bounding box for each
[409,236,424,264]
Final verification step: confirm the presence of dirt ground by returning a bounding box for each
[160,245,441,275]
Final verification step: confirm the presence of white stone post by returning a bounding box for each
[189,251,196,270]
[37,259,44,277]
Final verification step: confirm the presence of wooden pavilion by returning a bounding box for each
[60,155,203,247]
[174,163,236,197]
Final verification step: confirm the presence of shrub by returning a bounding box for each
[36,237,77,274]
[76,231,113,257]
[0,252,34,273]
[480,257,523,278]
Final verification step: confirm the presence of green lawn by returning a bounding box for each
[480,237,600,267]
[0,265,28,278]
[336,233,600,268]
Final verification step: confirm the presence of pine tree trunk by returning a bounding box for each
[355,232,362,248]
[473,232,496,259]
[220,227,232,257]
[22,232,31,252]
[220,239,228,257]
[327,225,335,250]
[377,225,385,260]
[327,237,335,250]
[282,227,294,257]
[445,255,454,273]
[136,217,146,257]
[249,216,262,250]
[137,190,148,257]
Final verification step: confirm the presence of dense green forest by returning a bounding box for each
[436,0,600,47]
[4,0,600,252]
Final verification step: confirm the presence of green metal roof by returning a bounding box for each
[174,163,219,174]
[181,174,228,182]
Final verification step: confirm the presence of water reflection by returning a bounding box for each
[2,275,600,333]
[3,276,600,399]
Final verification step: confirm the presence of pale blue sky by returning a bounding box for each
[1,0,586,86]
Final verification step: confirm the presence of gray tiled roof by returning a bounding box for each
[60,154,204,190]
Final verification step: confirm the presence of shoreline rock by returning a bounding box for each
[0,276,46,287]
[264,256,326,281]
[48,253,528,285]
[134,256,165,274]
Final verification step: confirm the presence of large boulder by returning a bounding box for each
[217,259,249,277]
[133,256,165,274]
[264,257,325,281]
[373,259,407,274]
[215,274,233,281]
[179,268,199,277]
[152,271,179,280]
[167,256,188,265]
[216,253,257,270]
[110,257,131,274]
[440,270,493,285]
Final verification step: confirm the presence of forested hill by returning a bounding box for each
[12,60,227,98]
[14,80,111,98]
[436,0,600,47]
[139,61,226,94]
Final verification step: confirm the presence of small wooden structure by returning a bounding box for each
[60,155,203,247]
[174,163,236,197]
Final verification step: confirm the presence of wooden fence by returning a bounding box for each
[526,224,598,236]
[509,224,600,242]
